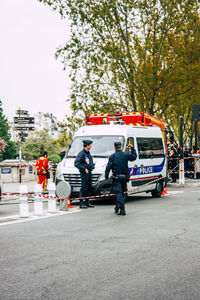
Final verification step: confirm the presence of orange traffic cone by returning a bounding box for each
[161,190,165,196]
[161,187,167,196]
[67,197,73,209]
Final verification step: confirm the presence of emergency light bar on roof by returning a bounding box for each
[86,112,165,130]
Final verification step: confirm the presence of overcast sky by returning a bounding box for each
[0,0,71,122]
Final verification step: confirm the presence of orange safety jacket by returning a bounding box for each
[36,156,49,175]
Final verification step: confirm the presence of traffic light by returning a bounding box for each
[169,130,174,144]
[192,104,200,121]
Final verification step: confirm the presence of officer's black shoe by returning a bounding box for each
[79,201,88,209]
[114,206,119,214]
[117,209,126,216]
[86,201,95,208]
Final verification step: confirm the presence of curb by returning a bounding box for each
[167,181,200,188]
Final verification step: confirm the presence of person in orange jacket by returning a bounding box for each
[36,151,49,191]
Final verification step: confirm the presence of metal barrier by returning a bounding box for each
[168,155,200,181]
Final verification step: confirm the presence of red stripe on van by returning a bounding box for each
[130,175,158,181]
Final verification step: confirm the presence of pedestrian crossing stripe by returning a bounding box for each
[0,209,81,227]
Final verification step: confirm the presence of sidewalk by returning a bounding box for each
[167,179,200,188]
[1,180,55,204]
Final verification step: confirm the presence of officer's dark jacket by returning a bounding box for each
[105,147,137,179]
[74,149,94,174]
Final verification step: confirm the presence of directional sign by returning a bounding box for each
[14,117,35,124]
[14,126,35,131]
[16,109,28,116]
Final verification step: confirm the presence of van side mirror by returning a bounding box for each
[60,150,66,160]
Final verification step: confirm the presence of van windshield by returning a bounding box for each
[67,136,125,158]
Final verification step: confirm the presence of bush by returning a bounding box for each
[48,154,61,163]
[2,141,17,159]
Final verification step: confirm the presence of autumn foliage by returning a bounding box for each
[40,0,200,142]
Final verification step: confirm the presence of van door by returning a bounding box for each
[134,137,165,192]
[125,137,140,195]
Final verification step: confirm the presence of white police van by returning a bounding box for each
[56,123,167,199]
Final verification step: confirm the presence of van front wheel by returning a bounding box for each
[151,182,162,198]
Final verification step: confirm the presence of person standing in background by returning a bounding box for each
[36,151,49,192]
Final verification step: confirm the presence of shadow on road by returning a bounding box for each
[71,193,161,207]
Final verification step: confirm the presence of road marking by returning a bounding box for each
[0,209,81,226]
[165,191,184,195]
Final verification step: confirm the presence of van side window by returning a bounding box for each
[125,137,134,152]
[137,138,164,159]
[152,138,165,158]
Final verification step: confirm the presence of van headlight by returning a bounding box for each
[56,168,64,181]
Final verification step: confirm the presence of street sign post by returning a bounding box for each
[13,111,35,182]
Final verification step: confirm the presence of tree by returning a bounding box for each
[39,0,200,140]
[48,154,61,163]
[21,130,65,160]
[0,100,17,159]
[56,123,73,145]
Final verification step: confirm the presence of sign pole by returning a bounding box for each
[179,116,183,148]
[19,142,22,183]
[195,120,198,152]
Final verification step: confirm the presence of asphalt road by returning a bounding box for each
[1,186,200,300]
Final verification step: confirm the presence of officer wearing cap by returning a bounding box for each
[74,140,95,209]
[105,141,137,215]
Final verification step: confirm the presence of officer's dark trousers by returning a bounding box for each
[113,179,127,209]
[80,172,92,198]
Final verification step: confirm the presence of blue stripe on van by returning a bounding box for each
[129,156,166,176]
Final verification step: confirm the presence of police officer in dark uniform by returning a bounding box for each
[74,140,95,209]
[105,142,137,215]
[169,148,178,182]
